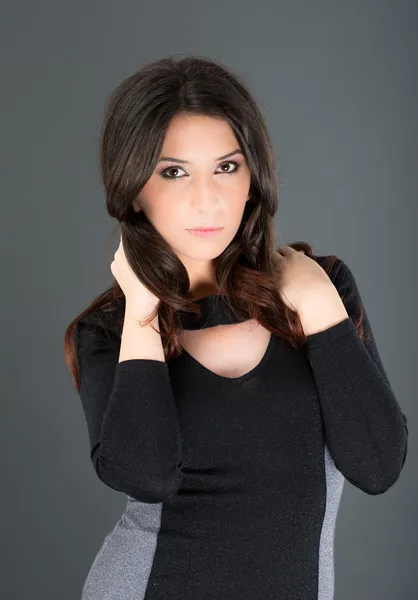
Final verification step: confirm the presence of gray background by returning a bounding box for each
[2,1,416,598]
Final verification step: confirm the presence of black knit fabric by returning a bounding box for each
[75,255,408,600]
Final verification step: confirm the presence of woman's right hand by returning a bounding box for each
[110,234,160,322]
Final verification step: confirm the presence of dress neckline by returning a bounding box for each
[177,294,247,330]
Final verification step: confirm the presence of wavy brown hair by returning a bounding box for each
[64,55,366,393]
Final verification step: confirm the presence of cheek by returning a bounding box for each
[229,187,250,215]
[228,173,250,202]
[140,181,178,222]
[149,194,184,235]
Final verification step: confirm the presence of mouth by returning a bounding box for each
[186,227,224,237]
[187,227,223,232]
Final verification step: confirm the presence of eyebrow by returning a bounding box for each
[157,148,243,164]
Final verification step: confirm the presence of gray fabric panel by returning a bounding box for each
[318,445,345,599]
[80,496,162,599]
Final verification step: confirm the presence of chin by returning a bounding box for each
[180,242,230,261]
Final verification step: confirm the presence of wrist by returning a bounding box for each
[125,301,159,327]
[298,294,349,337]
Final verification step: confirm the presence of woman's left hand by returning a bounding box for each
[274,246,343,314]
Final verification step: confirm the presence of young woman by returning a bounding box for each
[65,56,408,600]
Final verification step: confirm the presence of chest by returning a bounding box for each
[169,330,326,484]
[178,319,272,379]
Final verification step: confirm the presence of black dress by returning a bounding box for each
[76,255,408,600]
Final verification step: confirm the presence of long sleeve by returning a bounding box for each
[303,258,408,495]
[75,314,183,503]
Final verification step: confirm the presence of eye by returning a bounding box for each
[217,160,241,175]
[159,160,242,180]
[159,166,187,180]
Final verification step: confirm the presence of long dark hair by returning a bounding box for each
[64,55,365,392]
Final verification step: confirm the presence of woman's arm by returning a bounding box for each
[303,258,408,495]
[75,311,183,503]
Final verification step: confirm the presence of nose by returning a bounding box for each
[189,175,219,212]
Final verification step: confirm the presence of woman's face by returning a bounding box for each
[133,113,251,290]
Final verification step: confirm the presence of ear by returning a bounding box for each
[132,199,141,213]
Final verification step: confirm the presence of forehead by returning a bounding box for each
[162,114,239,156]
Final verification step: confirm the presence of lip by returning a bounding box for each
[186,227,224,238]
[187,226,223,231]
